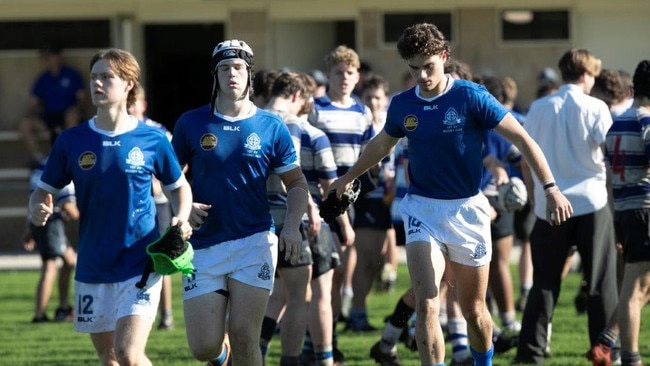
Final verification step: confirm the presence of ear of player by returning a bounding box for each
[319,178,361,224]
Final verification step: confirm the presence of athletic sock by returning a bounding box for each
[314,344,334,366]
[470,344,494,366]
[621,350,641,366]
[390,297,415,328]
[597,327,618,348]
[379,322,404,353]
[209,343,229,365]
[302,329,314,357]
[448,317,470,361]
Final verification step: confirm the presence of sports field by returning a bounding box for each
[1,266,648,365]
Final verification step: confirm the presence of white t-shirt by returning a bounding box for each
[525,83,612,217]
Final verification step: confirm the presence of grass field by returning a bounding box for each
[1,265,648,365]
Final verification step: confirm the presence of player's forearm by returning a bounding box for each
[342,132,396,184]
[169,182,193,224]
[514,135,556,186]
[283,181,309,232]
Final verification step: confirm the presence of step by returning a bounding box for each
[0,216,28,252]
[0,131,49,169]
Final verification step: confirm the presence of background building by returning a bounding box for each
[0,0,648,251]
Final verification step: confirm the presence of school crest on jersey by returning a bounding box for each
[126,147,145,167]
[244,132,262,158]
[200,133,218,151]
[443,107,461,126]
[404,115,418,132]
[78,151,96,170]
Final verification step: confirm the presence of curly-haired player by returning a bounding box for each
[328,23,572,366]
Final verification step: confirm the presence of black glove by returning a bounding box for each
[319,179,361,224]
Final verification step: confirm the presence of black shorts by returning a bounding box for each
[353,196,392,230]
[514,202,536,241]
[276,224,313,269]
[393,222,406,246]
[487,195,515,240]
[30,220,68,260]
[614,208,650,263]
[309,222,341,278]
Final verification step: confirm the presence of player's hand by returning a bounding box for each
[189,202,211,230]
[31,193,53,227]
[170,217,193,240]
[279,226,303,264]
[545,188,573,225]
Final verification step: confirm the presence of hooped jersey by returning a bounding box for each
[310,95,375,177]
[38,117,186,283]
[384,76,508,199]
[172,104,299,248]
[606,108,650,211]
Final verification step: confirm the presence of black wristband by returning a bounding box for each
[543,182,556,190]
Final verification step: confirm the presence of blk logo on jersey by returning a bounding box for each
[78,152,96,170]
[404,115,418,131]
[103,140,120,147]
[223,125,240,131]
[200,133,218,151]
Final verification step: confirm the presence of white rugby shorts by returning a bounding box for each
[399,193,492,266]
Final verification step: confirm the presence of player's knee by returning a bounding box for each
[115,346,143,366]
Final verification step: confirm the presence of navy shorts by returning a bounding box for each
[487,195,515,240]
[276,224,313,269]
[614,208,650,263]
[514,202,536,241]
[309,222,341,278]
[353,196,392,230]
[30,220,68,260]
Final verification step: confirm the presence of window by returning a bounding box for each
[501,10,569,41]
[0,20,110,50]
[383,12,452,43]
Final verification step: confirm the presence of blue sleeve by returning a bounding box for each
[40,132,72,190]
[171,116,190,166]
[384,100,406,138]
[154,135,184,187]
[472,85,509,130]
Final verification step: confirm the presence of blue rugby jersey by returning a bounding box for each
[384,77,508,199]
[32,66,84,114]
[38,117,186,283]
[172,105,299,248]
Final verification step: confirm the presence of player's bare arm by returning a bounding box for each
[329,130,399,197]
[279,167,309,263]
[167,179,194,239]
